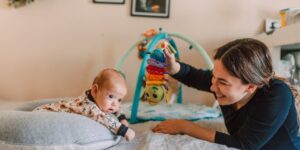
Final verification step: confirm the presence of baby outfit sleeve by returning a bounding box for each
[113,111,127,122]
[88,106,126,135]
[32,98,87,114]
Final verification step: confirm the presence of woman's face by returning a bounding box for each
[210,60,252,106]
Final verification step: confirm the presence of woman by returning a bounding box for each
[152,38,300,149]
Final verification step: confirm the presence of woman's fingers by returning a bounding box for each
[152,123,164,132]
[163,48,179,75]
[152,121,178,134]
[152,126,167,133]
[163,47,171,57]
[163,47,174,60]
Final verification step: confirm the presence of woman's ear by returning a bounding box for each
[247,84,258,94]
[91,84,99,98]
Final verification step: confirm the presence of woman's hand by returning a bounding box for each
[163,48,180,75]
[152,119,191,135]
[152,119,216,142]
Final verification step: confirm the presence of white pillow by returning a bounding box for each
[0,99,121,150]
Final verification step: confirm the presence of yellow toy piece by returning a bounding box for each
[161,41,176,54]
[146,80,166,85]
[143,85,166,105]
[165,76,178,105]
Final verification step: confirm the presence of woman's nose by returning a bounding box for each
[210,84,215,92]
[210,78,217,92]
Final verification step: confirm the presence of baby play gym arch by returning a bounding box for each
[116,30,213,123]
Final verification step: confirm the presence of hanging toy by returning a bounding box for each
[138,39,148,59]
[140,39,178,105]
[150,48,166,63]
[138,39,148,51]
[141,48,168,105]
[142,85,166,105]
[143,28,158,37]
[161,41,177,54]
[137,28,158,59]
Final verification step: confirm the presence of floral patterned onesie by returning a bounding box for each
[33,90,127,135]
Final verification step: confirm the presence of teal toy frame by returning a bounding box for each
[117,31,213,123]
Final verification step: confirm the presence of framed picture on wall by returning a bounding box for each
[131,0,170,18]
[93,0,125,4]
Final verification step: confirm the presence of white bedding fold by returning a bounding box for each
[109,120,238,150]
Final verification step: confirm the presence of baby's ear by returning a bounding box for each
[91,84,99,96]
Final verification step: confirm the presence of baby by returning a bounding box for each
[33,68,135,141]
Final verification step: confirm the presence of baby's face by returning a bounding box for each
[94,81,127,113]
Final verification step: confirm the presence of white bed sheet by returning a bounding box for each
[109,119,238,150]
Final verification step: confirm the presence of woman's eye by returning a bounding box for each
[219,81,228,85]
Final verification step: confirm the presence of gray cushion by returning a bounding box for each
[0,99,121,149]
[14,98,71,111]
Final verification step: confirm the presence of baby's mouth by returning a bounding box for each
[108,108,114,112]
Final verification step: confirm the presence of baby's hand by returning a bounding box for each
[120,119,129,126]
[125,128,135,142]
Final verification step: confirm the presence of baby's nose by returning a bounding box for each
[111,101,117,106]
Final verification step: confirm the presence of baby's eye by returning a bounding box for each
[108,95,114,99]
[118,99,122,103]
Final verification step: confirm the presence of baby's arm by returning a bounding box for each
[115,113,129,126]
[93,110,135,141]
[120,119,129,127]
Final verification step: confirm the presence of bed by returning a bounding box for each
[108,118,236,150]
[0,98,237,150]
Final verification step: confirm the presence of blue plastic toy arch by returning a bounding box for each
[116,32,213,123]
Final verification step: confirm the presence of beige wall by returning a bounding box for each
[0,0,299,105]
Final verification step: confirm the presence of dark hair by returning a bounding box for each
[214,38,273,87]
[215,39,300,134]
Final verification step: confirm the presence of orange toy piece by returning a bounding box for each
[146,73,165,81]
[143,28,157,37]
[138,44,147,51]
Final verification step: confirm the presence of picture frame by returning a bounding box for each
[131,0,170,18]
[93,0,125,4]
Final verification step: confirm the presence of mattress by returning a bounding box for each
[0,100,237,150]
